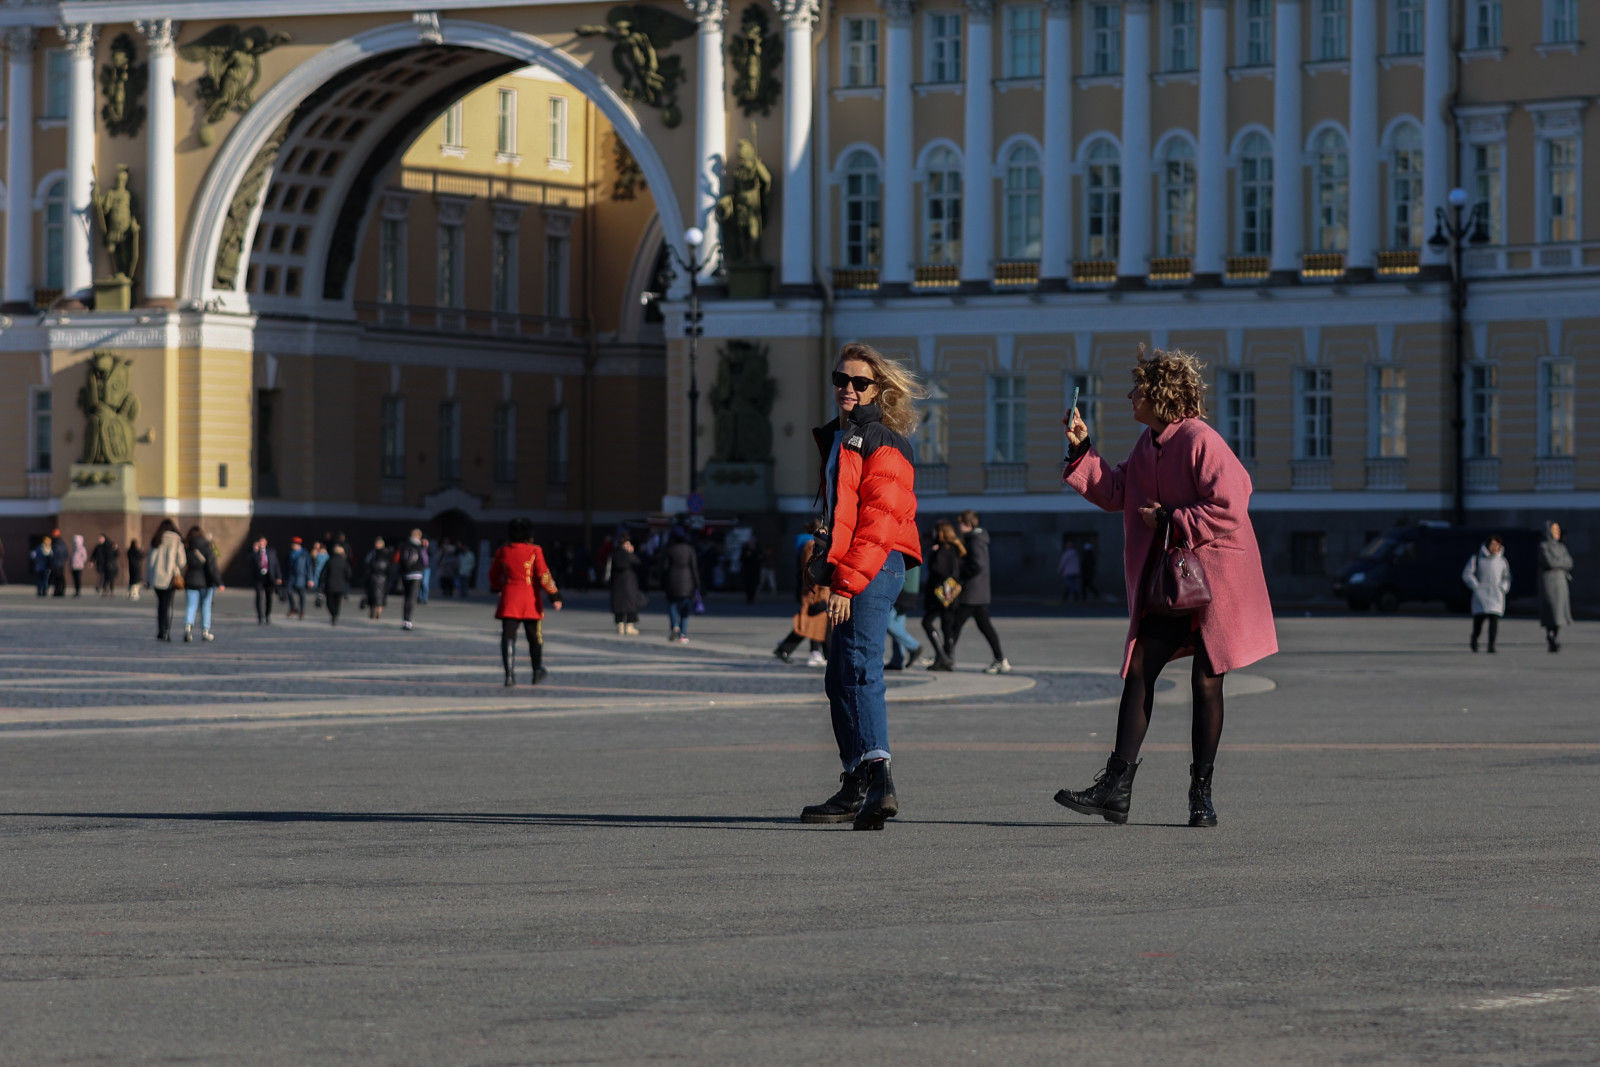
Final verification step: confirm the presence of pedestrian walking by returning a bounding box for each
[125,538,144,600]
[799,342,924,831]
[319,543,352,624]
[249,536,283,623]
[885,558,923,670]
[608,536,646,634]
[1538,521,1574,653]
[92,535,119,596]
[49,531,68,596]
[310,541,329,609]
[182,526,222,642]
[146,519,187,642]
[31,536,53,596]
[418,537,432,604]
[1058,536,1082,602]
[946,511,1010,673]
[284,538,311,618]
[658,531,701,643]
[69,535,88,596]
[1055,346,1277,828]
[438,539,459,597]
[489,518,563,685]
[920,520,965,672]
[1462,535,1511,654]
[398,529,428,630]
[774,527,831,666]
[364,537,390,619]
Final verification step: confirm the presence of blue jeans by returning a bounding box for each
[667,596,695,635]
[886,606,920,666]
[184,587,214,630]
[825,551,905,770]
[419,567,431,603]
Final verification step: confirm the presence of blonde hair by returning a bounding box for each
[933,520,967,556]
[837,341,927,437]
[1131,344,1208,424]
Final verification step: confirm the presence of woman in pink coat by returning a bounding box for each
[1055,346,1276,828]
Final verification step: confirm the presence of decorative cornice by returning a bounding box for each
[772,0,819,28]
[133,18,179,54]
[412,11,443,45]
[491,200,526,231]
[1454,103,1511,141]
[57,22,97,58]
[1044,0,1072,13]
[380,189,417,220]
[882,0,916,26]
[684,0,727,32]
[1526,99,1588,137]
[543,207,576,238]
[3,27,37,55]
[962,0,995,23]
[435,194,471,226]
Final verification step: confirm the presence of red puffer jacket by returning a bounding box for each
[812,404,922,599]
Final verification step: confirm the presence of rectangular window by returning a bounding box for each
[1066,373,1103,443]
[1238,148,1273,254]
[548,95,568,160]
[1317,0,1346,59]
[437,222,464,307]
[1544,137,1578,243]
[1219,370,1256,463]
[927,12,963,82]
[43,187,65,289]
[442,101,464,148]
[497,88,517,156]
[1296,368,1333,460]
[914,379,949,465]
[1166,0,1195,70]
[1466,364,1498,459]
[1470,141,1504,244]
[988,375,1028,463]
[1392,0,1422,52]
[1473,1,1502,48]
[842,17,880,87]
[1549,0,1578,42]
[438,399,461,483]
[923,161,962,264]
[1540,361,1575,457]
[1088,4,1122,75]
[380,395,405,479]
[545,235,569,318]
[44,51,70,118]
[379,218,405,304]
[493,402,517,484]
[29,387,52,472]
[1242,0,1273,65]
[1369,366,1407,458]
[547,405,569,486]
[1389,140,1423,248]
[492,230,518,314]
[1005,6,1043,77]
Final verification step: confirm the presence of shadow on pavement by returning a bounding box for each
[3,810,1140,830]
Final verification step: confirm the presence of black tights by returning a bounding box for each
[1113,614,1225,768]
[501,618,544,675]
[1471,614,1499,650]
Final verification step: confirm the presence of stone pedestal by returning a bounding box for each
[58,463,143,554]
[93,276,132,311]
[726,264,772,300]
[702,460,774,514]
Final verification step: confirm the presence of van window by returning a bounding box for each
[1358,536,1396,560]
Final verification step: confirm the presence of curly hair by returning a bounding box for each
[1131,344,1208,424]
[836,341,928,437]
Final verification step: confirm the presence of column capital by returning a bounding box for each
[57,23,97,59]
[882,0,917,26]
[3,27,37,56]
[685,0,728,32]
[963,0,995,23]
[134,18,181,54]
[773,0,819,28]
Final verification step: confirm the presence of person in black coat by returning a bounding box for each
[363,537,391,619]
[49,532,68,597]
[609,538,646,634]
[922,520,965,672]
[946,509,1010,673]
[183,527,224,641]
[125,539,145,600]
[247,536,284,623]
[319,543,352,624]
[92,535,120,597]
[657,531,701,643]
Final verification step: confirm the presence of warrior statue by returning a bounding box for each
[78,351,141,466]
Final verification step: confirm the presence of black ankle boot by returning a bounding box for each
[1054,755,1139,824]
[852,759,898,831]
[801,764,870,823]
[1188,763,1217,827]
[503,667,516,687]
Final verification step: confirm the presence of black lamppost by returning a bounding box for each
[1427,187,1489,526]
[662,226,717,497]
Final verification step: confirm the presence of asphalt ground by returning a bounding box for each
[1,586,1596,1065]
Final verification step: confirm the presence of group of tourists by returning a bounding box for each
[25,530,142,599]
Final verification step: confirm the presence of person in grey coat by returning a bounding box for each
[947,509,1010,673]
[1538,521,1574,653]
[1462,535,1511,654]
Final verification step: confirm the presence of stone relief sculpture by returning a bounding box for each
[100,32,149,137]
[714,137,771,266]
[576,5,696,127]
[611,133,644,200]
[729,5,782,117]
[180,24,292,145]
[78,352,141,466]
[709,340,776,463]
[214,114,293,289]
[92,165,142,281]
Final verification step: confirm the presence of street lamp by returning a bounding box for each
[661,226,718,497]
[1427,187,1489,526]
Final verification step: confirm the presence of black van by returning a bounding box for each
[1332,522,1541,612]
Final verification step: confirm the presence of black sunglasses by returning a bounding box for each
[832,371,878,392]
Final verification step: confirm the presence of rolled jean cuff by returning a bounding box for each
[850,748,891,770]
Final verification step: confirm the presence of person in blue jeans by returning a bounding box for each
[801,342,926,831]
[885,562,923,670]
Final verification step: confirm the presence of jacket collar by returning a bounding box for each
[812,403,885,453]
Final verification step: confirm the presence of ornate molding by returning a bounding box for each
[491,200,526,232]
[883,0,917,26]
[1044,0,1073,13]
[380,189,417,220]
[134,18,179,55]
[436,194,471,226]
[962,0,995,23]
[1526,100,1588,137]
[544,208,576,238]
[413,11,443,45]
[684,0,727,32]
[58,23,98,59]
[4,27,37,56]
[1454,104,1510,141]
[772,0,819,28]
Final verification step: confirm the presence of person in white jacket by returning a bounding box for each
[1462,536,1512,653]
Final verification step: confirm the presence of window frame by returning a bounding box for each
[921,146,963,265]
[1295,367,1334,461]
[437,220,465,308]
[1082,138,1121,261]
[1235,132,1274,255]
[1538,359,1576,458]
[1465,362,1499,460]
[1086,3,1123,75]
[42,179,67,290]
[1471,1,1502,49]
[841,150,883,267]
[1390,0,1422,53]
[28,385,52,473]
[1545,0,1578,43]
[926,11,963,82]
[546,404,570,486]
[1311,128,1350,252]
[1219,369,1256,463]
[379,217,406,305]
[492,228,519,315]
[1386,122,1424,250]
[493,401,518,484]
[986,374,1028,464]
[1238,0,1273,66]
[1065,372,1103,445]
[545,234,570,318]
[44,50,70,119]
[1316,0,1347,60]
[1538,135,1580,244]
[496,88,518,158]
[548,95,569,161]
[442,101,464,149]
[1001,143,1043,260]
[1005,5,1043,78]
[437,398,462,484]
[1367,365,1407,459]
[914,378,950,466]
[1159,138,1197,256]
[1165,0,1196,71]
[380,395,406,479]
[841,16,881,88]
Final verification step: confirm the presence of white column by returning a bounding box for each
[1421,0,1451,267]
[881,0,916,290]
[1270,0,1303,276]
[687,0,726,281]
[137,18,180,305]
[1039,0,1073,285]
[3,29,36,309]
[776,0,817,288]
[959,0,994,286]
[1193,0,1228,278]
[61,24,97,302]
[1346,0,1379,274]
[1116,0,1151,280]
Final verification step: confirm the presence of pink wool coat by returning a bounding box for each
[1065,417,1278,676]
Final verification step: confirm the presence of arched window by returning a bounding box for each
[1159,139,1196,256]
[1388,123,1423,249]
[1236,132,1273,254]
[1311,128,1349,252]
[43,180,67,290]
[1002,143,1042,259]
[1083,139,1121,260]
[842,150,881,267]
[922,146,962,265]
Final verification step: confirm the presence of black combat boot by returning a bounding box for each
[852,759,899,830]
[1188,763,1217,828]
[1054,755,1140,824]
[501,635,516,687]
[801,764,870,823]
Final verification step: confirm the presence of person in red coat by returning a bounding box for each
[490,518,563,686]
[1055,346,1277,828]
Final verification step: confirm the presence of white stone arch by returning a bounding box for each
[32,169,68,211]
[1304,119,1350,159]
[1152,128,1198,166]
[993,133,1043,178]
[830,142,886,184]
[1074,130,1122,170]
[1381,114,1423,154]
[181,17,690,308]
[1227,123,1274,166]
[913,138,963,181]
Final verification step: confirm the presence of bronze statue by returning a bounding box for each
[100,33,149,137]
[215,114,292,289]
[180,24,292,144]
[730,5,783,117]
[92,165,142,282]
[709,340,776,463]
[78,351,141,466]
[577,5,695,127]
[611,134,644,201]
[715,138,772,266]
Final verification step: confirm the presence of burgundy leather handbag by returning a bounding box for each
[1141,521,1212,616]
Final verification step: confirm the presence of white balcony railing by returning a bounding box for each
[1465,457,1500,492]
[915,463,949,495]
[1291,458,1333,490]
[27,471,52,498]
[1535,456,1575,491]
[983,462,1027,493]
[1364,457,1407,490]
[1464,241,1600,279]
